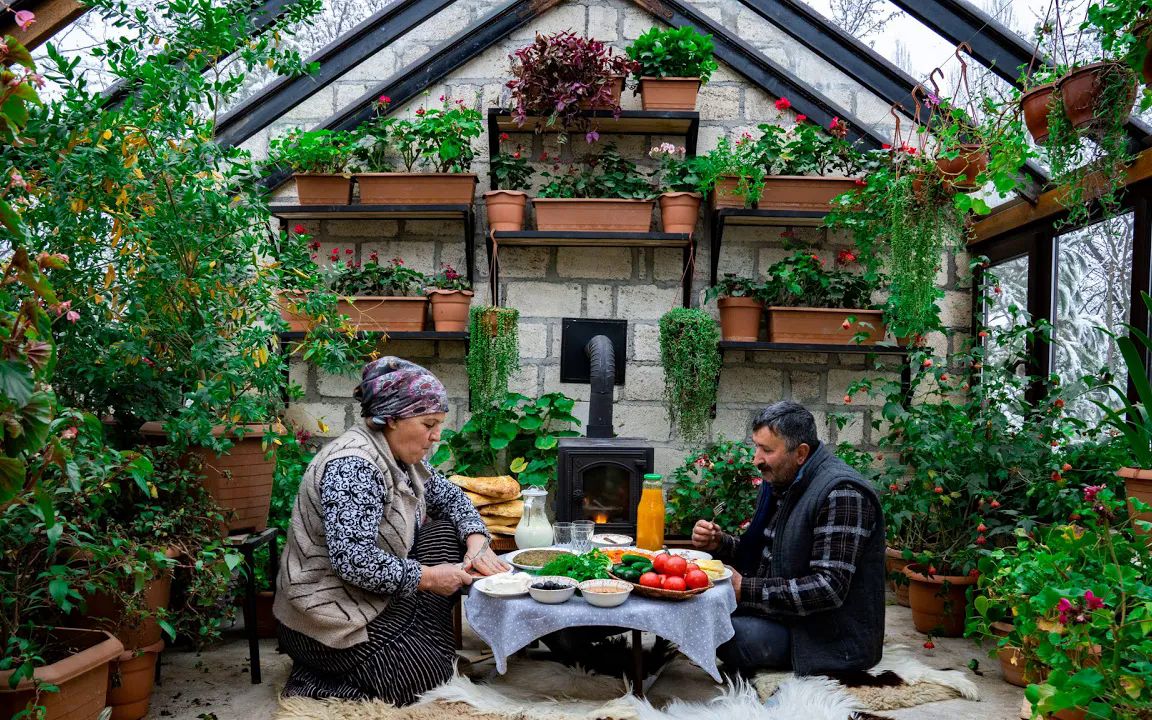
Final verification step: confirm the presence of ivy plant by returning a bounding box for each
[467,306,520,413]
[658,307,721,444]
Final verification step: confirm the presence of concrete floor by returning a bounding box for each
[149,600,1026,720]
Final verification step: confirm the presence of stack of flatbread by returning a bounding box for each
[449,475,523,536]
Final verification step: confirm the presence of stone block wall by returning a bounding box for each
[265,0,973,477]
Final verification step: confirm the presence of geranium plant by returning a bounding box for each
[665,440,762,535]
[649,143,707,194]
[269,128,354,174]
[761,251,875,309]
[326,252,428,297]
[702,273,762,304]
[756,112,862,176]
[537,143,654,199]
[350,94,394,172]
[426,263,470,292]
[490,133,533,191]
[507,31,637,141]
[696,134,769,207]
[384,95,483,173]
[625,26,718,83]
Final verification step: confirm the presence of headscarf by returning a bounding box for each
[354,357,448,427]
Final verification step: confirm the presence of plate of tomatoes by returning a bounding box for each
[609,550,713,601]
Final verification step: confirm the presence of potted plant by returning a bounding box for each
[354,94,481,205]
[425,263,473,332]
[467,306,520,412]
[269,127,355,205]
[649,142,705,234]
[700,133,770,209]
[506,31,637,141]
[1086,0,1152,85]
[486,133,533,232]
[625,25,718,110]
[753,109,864,208]
[327,252,429,331]
[665,440,762,536]
[760,250,883,345]
[1020,67,1064,144]
[703,274,763,342]
[534,143,655,231]
[658,308,721,444]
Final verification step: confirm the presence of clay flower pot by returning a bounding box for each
[277,290,310,332]
[990,621,1029,688]
[935,144,988,192]
[658,192,701,234]
[1057,61,1136,133]
[1020,82,1059,144]
[0,628,124,720]
[1119,466,1152,539]
[885,547,912,607]
[78,547,181,650]
[760,176,861,211]
[107,640,165,720]
[533,198,654,232]
[294,174,352,206]
[767,307,885,345]
[717,296,763,342]
[903,563,978,637]
[484,190,528,232]
[356,173,477,205]
[427,289,474,332]
[337,296,428,332]
[639,77,700,110]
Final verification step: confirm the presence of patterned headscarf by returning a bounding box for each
[355,357,448,427]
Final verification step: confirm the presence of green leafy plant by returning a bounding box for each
[326,253,428,297]
[425,263,470,292]
[539,549,610,581]
[431,392,581,488]
[1094,291,1152,467]
[658,308,721,444]
[349,94,394,172]
[665,439,762,535]
[269,128,355,174]
[648,142,707,194]
[625,26,718,83]
[696,134,768,207]
[756,111,862,176]
[761,251,875,309]
[491,133,533,191]
[537,143,654,199]
[702,273,762,304]
[383,95,483,173]
[1084,0,1152,110]
[467,306,520,413]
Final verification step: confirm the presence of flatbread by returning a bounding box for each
[486,524,517,536]
[464,491,504,508]
[449,474,520,500]
[480,499,524,519]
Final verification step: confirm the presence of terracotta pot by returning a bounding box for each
[717,296,763,342]
[78,547,180,650]
[427,289,474,332]
[712,175,754,209]
[658,192,701,234]
[1137,20,1152,85]
[712,175,860,211]
[990,621,1029,687]
[277,291,310,332]
[337,296,427,332]
[1049,709,1088,720]
[1058,61,1136,133]
[1119,466,1152,538]
[533,198,654,232]
[107,640,164,720]
[0,628,124,720]
[767,307,886,345]
[139,423,276,534]
[294,174,352,206]
[484,190,528,232]
[885,547,912,607]
[579,76,624,109]
[935,144,988,192]
[639,77,700,110]
[903,563,977,637]
[1021,83,1059,144]
[356,173,477,205]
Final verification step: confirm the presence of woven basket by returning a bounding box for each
[608,572,713,601]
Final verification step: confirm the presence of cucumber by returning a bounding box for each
[632,561,654,574]
[621,567,641,582]
[622,553,651,566]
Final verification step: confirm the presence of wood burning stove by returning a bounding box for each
[554,319,652,536]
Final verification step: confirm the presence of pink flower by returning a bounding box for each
[774,97,791,111]
[9,169,24,189]
[369,251,379,262]
[439,94,445,101]
[500,133,509,141]
[65,310,79,323]
[739,520,751,531]
[345,248,353,254]
[27,73,43,89]
[830,117,841,129]
[750,477,763,487]
[795,114,807,122]
[13,10,35,31]
[585,130,599,143]
[392,256,404,265]
[52,300,72,316]
[1083,485,1104,502]
[60,426,77,440]
[694,456,709,468]
[1085,590,1104,611]
[837,249,857,265]
[379,95,391,104]
[415,108,425,116]
[512,151,521,159]
[1056,597,1074,625]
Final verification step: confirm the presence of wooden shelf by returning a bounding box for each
[278,330,468,342]
[489,108,699,137]
[270,203,471,220]
[492,230,693,248]
[713,207,830,227]
[718,340,909,354]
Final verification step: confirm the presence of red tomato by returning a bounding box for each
[663,575,687,592]
[652,552,670,574]
[665,556,688,577]
[685,570,710,590]
[685,562,700,574]
[639,572,661,588]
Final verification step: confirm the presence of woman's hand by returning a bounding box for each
[463,533,510,576]
[418,564,473,595]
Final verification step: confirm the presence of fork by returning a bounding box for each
[708,501,726,539]
[460,536,492,570]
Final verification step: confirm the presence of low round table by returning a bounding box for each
[464,578,736,697]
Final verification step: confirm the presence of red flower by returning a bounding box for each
[922,358,933,368]
[378,95,391,105]
[836,249,857,264]
[775,97,791,111]
[976,523,987,533]
[512,151,521,159]
[1085,590,1105,611]
[843,394,852,403]
[1054,398,1065,409]
[795,114,807,122]
[369,251,379,262]
[1084,485,1104,502]
[830,117,841,129]
[308,241,320,250]
[345,248,353,254]
[976,535,986,545]
[889,483,899,492]
[934,486,943,494]
[1062,463,1072,472]
[923,640,935,649]
[416,108,425,116]
[882,143,892,150]
[1051,471,1063,483]
[990,499,1001,509]
[500,132,510,141]
[293,223,307,234]
[978,330,988,338]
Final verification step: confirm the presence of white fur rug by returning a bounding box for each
[275,644,979,720]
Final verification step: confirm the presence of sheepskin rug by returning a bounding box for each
[274,644,979,720]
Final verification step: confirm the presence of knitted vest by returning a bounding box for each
[273,424,428,648]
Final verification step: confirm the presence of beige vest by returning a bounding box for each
[273,423,429,648]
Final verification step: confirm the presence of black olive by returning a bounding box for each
[531,581,568,591]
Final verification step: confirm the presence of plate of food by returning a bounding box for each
[667,548,713,562]
[696,559,732,582]
[590,533,634,548]
[472,573,532,598]
[507,547,574,571]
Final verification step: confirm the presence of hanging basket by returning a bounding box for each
[1057,62,1136,135]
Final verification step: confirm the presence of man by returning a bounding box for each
[693,401,886,675]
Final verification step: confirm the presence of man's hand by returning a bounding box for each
[463,533,510,576]
[418,564,473,595]
[691,519,723,551]
[730,568,742,598]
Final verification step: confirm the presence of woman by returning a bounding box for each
[275,357,509,705]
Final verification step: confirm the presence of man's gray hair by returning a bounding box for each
[752,401,818,451]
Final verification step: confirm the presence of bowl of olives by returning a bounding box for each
[528,576,578,604]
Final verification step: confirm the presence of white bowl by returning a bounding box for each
[590,533,634,548]
[528,575,578,604]
[577,579,633,608]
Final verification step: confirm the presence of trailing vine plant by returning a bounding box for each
[658,308,721,444]
[467,306,520,412]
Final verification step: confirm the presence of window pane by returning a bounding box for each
[983,254,1030,369]
[1053,214,1134,423]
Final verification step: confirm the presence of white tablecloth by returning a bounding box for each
[464,579,737,681]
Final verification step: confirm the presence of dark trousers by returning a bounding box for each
[717,609,792,673]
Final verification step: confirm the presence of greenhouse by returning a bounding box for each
[1,0,1149,718]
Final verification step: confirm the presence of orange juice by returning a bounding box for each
[635,474,665,551]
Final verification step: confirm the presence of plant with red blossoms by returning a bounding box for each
[425,263,471,292]
[665,439,761,535]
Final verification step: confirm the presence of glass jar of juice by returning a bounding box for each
[635,474,665,551]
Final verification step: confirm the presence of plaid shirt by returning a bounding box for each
[716,482,876,616]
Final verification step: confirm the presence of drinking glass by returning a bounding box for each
[571,520,595,554]
[552,522,573,549]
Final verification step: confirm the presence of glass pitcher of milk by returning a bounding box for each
[514,486,554,549]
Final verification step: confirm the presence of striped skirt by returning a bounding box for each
[278,519,462,706]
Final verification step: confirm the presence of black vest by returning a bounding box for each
[765,444,886,674]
